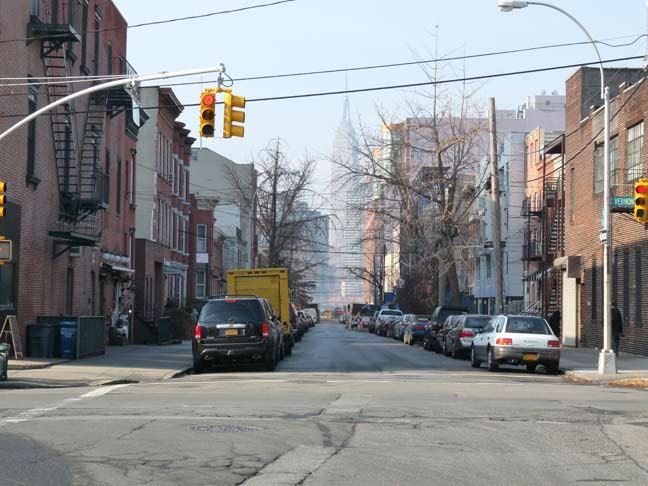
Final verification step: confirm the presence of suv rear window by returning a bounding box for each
[505,317,551,335]
[381,310,402,316]
[200,300,265,324]
[438,309,466,323]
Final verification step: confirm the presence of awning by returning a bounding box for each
[101,263,135,278]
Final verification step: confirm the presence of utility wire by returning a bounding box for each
[0,55,643,119]
[0,0,297,44]
[0,34,644,89]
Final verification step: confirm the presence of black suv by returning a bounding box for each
[423,305,468,352]
[192,297,283,373]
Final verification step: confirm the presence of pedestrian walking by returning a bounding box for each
[611,302,624,357]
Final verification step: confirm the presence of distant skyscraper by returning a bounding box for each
[330,96,364,301]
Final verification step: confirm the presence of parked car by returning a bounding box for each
[376,309,403,337]
[368,310,381,334]
[393,316,411,341]
[471,315,560,373]
[436,314,464,353]
[444,314,492,358]
[403,315,429,345]
[302,308,318,326]
[291,304,304,342]
[423,305,468,351]
[192,296,283,373]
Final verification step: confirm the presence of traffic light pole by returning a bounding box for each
[0,64,226,143]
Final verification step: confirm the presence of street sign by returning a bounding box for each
[611,196,634,214]
[0,239,12,262]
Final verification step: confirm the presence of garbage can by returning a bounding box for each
[60,321,78,359]
[27,323,58,358]
[0,343,9,380]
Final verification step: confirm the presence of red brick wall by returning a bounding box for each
[0,0,135,349]
[565,67,648,355]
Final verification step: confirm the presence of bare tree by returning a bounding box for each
[228,139,330,305]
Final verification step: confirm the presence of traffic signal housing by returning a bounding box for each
[223,91,245,138]
[199,90,216,138]
[634,178,648,223]
[0,181,6,218]
[0,238,11,263]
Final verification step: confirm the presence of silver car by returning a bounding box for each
[471,315,560,373]
[444,314,492,359]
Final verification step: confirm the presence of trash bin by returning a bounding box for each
[0,343,9,380]
[27,323,58,358]
[60,321,78,359]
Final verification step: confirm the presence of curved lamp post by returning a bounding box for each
[497,0,615,374]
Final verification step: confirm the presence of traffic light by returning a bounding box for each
[223,91,245,138]
[634,178,648,223]
[0,181,6,218]
[199,90,216,138]
[0,239,11,263]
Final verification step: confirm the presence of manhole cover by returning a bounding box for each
[189,424,261,433]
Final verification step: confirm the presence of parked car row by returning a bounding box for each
[370,305,561,373]
[192,296,316,373]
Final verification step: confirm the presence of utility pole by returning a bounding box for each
[489,98,504,315]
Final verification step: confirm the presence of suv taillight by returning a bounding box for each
[194,325,203,340]
[458,330,474,338]
[262,323,270,338]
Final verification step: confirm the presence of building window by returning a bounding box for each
[0,263,15,310]
[181,219,186,253]
[593,143,604,194]
[610,136,619,187]
[80,0,88,69]
[635,248,642,326]
[106,42,112,75]
[116,159,122,214]
[623,250,630,322]
[196,270,206,299]
[570,168,575,224]
[485,254,492,279]
[93,8,101,76]
[197,224,207,252]
[27,86,38,178]
[66,268,74,315]
[625,121,644,182]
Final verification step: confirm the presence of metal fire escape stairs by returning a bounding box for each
[28,9,106,258]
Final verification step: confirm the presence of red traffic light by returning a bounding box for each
[637,184,648,194]
[202,93,215,106]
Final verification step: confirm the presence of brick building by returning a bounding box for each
[134,87,194,332]
[563,66,648,355]
[0,0,139,349]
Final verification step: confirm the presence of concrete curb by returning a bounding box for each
[8,359,71,370]
[0,380,89,390]
[163,367,192,380]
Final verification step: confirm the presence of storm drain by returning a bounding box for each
[188,424,262,433]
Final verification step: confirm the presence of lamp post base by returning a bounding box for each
[598,349,617,375]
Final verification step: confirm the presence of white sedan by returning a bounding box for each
[470,315,560,373]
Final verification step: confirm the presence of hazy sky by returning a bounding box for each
[113,0,647,189]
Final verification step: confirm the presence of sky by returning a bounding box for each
[112,0,647,191]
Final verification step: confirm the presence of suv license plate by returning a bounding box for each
[225,329,239,336]
[522,353,538,361]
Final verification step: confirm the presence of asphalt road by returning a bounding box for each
[2,321,648,485]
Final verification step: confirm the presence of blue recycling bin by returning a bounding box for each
[60,321,78,359]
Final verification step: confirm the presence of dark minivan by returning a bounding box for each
[423,305,469,351]
[192,297,283,373]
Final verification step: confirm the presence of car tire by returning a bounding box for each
[424,339,430,351]
[487,347,499,371]
[285,341,292,357]
[408,335,414,346]
[451,341,458,359]
[546,363,560,374]
[470,346,481,368]
[192,355,205,374]
[264,347,276,372]
[442,340,448,356]
[526,363,537,373]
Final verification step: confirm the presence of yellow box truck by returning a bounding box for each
[226,268,294,354]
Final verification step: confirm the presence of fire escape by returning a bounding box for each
[521,137,565,317]
[28,1,136,257]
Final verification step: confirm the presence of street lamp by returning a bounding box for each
[498,0,616,374]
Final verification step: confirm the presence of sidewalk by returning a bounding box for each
[560,347,648,387]
[2,342,192,389]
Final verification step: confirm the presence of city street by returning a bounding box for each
[2,321,648,485]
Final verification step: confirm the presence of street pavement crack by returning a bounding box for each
[597,417,648,476]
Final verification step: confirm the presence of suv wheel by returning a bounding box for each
[193,355,205,374]
[264,346,276,372]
